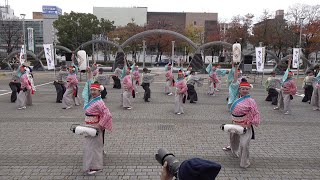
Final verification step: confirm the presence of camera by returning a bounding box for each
[155,148,181,178]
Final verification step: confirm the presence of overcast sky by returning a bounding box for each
[5,0,319,22]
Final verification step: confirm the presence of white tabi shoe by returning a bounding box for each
[313,107,319,111]
[167,92,173,96]
[284,111,291,115]
[17,106,26,110]
[273,107,280,110]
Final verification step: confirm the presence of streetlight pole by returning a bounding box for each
[20,14,26,62]
[142,40,146,68]
[171,41,175,66]
[297,17,305,79]
[52,26,56,75]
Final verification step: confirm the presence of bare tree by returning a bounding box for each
[0,19,22,55]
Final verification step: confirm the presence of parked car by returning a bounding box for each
[154,59,175,66]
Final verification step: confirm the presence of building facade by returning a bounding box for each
[93,7,147,27]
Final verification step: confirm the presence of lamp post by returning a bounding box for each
[171,41,175,65]
[297,17,305,79]
[20,14,26,62]
[52,26,57,74]
[142,40,146,68]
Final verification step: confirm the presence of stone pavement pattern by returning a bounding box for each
[0,72,319,180]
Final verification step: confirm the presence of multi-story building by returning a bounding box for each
[0,19,43,54]
[0,5,18,20]
[0,5,62,55]
[93,7,147,27]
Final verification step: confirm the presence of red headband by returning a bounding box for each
[90,84,100,89]
[288,71,294,75]
[239,81,251,87]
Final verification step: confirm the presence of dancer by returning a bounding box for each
[121,66,134,110]
[164,64,174,96]
[132,65,141,94]
[82,82,113,175]
[227,80,260,168]
[311,72,320,110]
[16,62,32,110]
[274,59,297,115]
[62,53,80,109]
[9,64,21,103]
[264,71,281,105]
[216,65,228,91]
[141,68,158,102]
[174,70,188,115]
[206,64,219,96]
[95,68,111,99]
[302,70,314,103]
[112,64,122,89]
[227,63,243,110]
[186,71,204,103]
[53,65,68,103]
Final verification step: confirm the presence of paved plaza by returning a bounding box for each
[0,71,319,180]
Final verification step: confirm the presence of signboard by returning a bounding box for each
[19,45,26,64]
[43,44,55,70]
[42,6,62,15]
[292,48,300,69]
[255,47,265,72]
[27,28,35,53]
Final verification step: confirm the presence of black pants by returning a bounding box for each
[9,82,21,103]
[187,84,198,102]
[112,76,121,89]
[266,88,278,105]
[142,83,151,101]
[53,81,66,102]
[302,85,313,102]
[101,87,107,99]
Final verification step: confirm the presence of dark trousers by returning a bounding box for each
[302,85,313,102]
[142,83,151,101]
[9,82,21,103]
[265,88,278,105]
[112,76,121,89]
[53,81,66,102]
[101,87,107,99]
[187,84,198,102]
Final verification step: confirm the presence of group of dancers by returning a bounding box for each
[8,53,320,174]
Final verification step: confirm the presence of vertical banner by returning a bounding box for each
[43,44,55,70]
[255,47,265,72]
[27,28,35,53]
[232,43,241,63]
[292,48,300,69]
[19,45,26,64]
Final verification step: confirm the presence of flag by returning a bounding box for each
[206,63,212,73]
[130,63,135,73]
[282,69,289,84]
[121,65,127,79]
[292,48,300,68]
[27,28,35,52]
[43,44,55,70]
[19,45,26,64]
[255,47,265,72]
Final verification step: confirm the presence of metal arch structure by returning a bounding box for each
[280,54,311,67]
[4,50,44,70]
[198,41,233,51]
[74,39,123,53]
[120,29,198,50]
[37,45,72,58]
